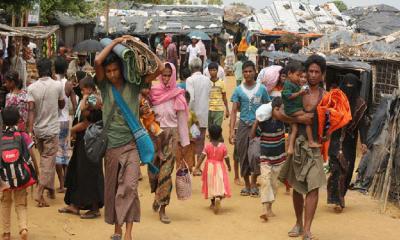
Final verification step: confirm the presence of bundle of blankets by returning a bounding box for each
[100,36,160,86]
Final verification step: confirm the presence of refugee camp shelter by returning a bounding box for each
[344,4,400,37]
[240,1,348,36]
[0,23,59,39]
[264,51,372,107]
[50,12,95,48]
[305,30,400,108]
[223,3,253,41]
[95,4,223,37]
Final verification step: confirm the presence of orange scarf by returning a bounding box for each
[317,89,352,161]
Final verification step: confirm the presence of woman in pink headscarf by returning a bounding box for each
[150,62,190,224]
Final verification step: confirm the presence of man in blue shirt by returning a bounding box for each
[229,61,270,197]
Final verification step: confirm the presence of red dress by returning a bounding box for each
[201,143,232,199]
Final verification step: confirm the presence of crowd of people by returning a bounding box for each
[0,34,368,240]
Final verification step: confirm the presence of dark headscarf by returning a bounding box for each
[340,73,360,114]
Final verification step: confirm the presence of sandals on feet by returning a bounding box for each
[288,225,304,237]
[160,215,171,224]
[334,205,343,213]
[303,233,318,240]
[250,188,260,198]
[80,210,101,219]
[240,188,251,196]
[58,207,79,215]
[110,234,122,240]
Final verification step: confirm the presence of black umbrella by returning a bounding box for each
[73,39,103,53]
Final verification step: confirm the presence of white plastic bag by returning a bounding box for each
[190,124,201,139]
[256,103,273,122]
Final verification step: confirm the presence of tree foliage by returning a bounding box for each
[0,0,35,12]
[39,0,92,23]
[331,0,348,12]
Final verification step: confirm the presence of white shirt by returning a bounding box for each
[56,75,70,122]
[186,44,200,65]
[27,77,64,138]
[226,42,235,57]
[203,65,226,83]
[186,72,212,128]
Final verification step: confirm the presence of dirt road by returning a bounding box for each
[6,76,400,240]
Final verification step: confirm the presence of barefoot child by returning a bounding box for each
[282,61,320,155]
[194,125,231,214]
[1,107,38,240]
[139,82,163,160]
[251,98,286,222]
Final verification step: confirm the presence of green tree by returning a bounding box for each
[39,0,93,23]
[0,0,36,26]
[331,0,348,12]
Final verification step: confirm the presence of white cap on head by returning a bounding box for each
[261,39,266,44]
[191,36,197,40]
[195,36,201,40]
[229,35,234,39]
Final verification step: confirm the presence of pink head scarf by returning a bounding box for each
[260,65,283,93]
[150,62,187,112]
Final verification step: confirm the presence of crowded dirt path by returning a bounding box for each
[8,76,400,240]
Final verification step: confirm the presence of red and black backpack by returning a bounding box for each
[0,129,37,190]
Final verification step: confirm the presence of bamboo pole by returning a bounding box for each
[380,107,400,213]
[105,0,110,36]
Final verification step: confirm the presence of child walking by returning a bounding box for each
[208,62,229,128]
[251,97,286,222]
[1,106,38,240]
[194,125,231,214]
[282,61,320,155]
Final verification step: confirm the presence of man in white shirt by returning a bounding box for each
[225,35,236,72]
[186,57,211,164]
[186,37,200,67]
[28,58,65,207]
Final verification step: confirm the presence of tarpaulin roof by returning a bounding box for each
[95,4,223,36]
[241,1,348,35]
[305,30,400,59]
[224,3,253,23]
[0,23,59,39]
[264,51,372,71]
[344,4,400,37]
[51,11,95,27]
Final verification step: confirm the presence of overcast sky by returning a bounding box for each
[223,0,400,10]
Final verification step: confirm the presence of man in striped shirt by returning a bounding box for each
[251,97,286,222]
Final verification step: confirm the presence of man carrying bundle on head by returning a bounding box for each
[95,36,163,240]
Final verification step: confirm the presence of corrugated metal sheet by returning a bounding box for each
[243,1,348,34]
[95,4,223,36]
